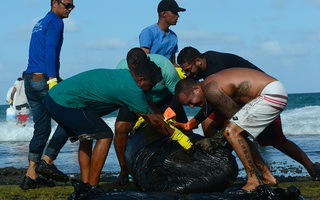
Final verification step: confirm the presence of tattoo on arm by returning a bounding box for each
[203,81,240,118]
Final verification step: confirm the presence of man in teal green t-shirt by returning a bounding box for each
[114,48,188,185]
[45,59,191,199]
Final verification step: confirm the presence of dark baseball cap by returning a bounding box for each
[157,0,186,13]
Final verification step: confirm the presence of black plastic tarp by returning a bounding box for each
[124,124,239,193]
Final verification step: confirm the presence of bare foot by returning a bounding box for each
[112,170,129,186]
[261,177,278,186]
[241,180,260,191]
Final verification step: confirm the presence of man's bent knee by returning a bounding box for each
[115,121,135,135]
[223,122,243,139]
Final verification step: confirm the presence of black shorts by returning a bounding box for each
[46,95,113,141]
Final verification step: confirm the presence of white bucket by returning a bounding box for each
[6,106,17,123]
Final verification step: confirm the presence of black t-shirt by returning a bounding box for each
[194,51,264,123]
[196,51,263,80]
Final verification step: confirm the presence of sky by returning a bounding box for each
[1,0,320,104]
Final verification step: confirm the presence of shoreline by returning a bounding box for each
[1,166,316,185]
[1,167,319,199]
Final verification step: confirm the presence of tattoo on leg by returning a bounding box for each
[237,138,256,173]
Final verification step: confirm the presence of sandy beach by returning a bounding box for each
[0,167,319,199]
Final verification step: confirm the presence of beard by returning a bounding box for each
[194,68,205,80]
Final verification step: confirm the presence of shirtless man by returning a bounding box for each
[175,68,288,191]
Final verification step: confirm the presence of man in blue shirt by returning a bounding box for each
[139,0,186,78]
[21,0,75,190]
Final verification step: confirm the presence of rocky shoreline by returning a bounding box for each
[0,167,119,186]
[1,167,319,199]
[1,166,316,185]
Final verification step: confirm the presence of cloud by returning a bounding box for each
[6,22,35,41]
[259,40,308,56]
[310,32,320,42]
[25,0,42,7]
[84,37,127,50]
[64,18,80,32]
[177,29,242,45]
[0,63,4,72]
[260,40,283,54]
[7,16,79,41]
[304,0,320,7]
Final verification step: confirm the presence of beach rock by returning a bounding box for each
[0,167,26,185]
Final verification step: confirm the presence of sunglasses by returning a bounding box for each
[184,57,197,74]
[57,0,75,10]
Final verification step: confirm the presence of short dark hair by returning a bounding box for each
[126,47,148,70]
[175,78,199,98]
[132,60,163,83]
[177,46,203,66]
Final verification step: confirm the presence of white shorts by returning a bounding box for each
[229,81,288,138]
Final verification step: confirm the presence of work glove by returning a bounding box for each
[133,116,146,130]
[170,127,193,150]
[134,114,193,150]
[163,107,176,120]
[47,78,58,90]
[175,67,187,79]
[173,117,198,130]
[195,130,226,154]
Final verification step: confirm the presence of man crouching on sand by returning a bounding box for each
[175,68,288,191]
[45,58,193,199]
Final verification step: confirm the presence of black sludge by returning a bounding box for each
[124,124,239,194]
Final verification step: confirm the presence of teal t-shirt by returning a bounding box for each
[49,69,153,114]
[116,54,180,104]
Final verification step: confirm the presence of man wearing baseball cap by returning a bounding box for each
[157,0,186,13]
[139,0,186,74]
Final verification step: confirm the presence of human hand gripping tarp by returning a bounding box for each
[133,107,193,150]
[167,122,193,150]
[173,117,198,130]
[195,130,226,154]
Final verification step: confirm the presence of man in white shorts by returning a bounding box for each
[175,68,288,191]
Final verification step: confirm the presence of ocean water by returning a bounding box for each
[0,93,319,178]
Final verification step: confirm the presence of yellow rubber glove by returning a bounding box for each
[175,67,186,79]
[173,118,198,130]
[170,127,193,150]
[133,116,145,130]
[9,99,13,105]
[163,107,176,120]
[47,78,58,90]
